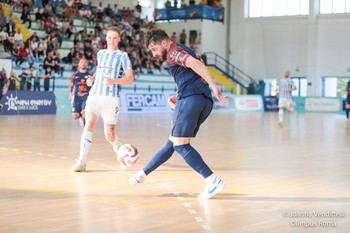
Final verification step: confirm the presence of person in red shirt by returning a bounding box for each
[16,43,33,67]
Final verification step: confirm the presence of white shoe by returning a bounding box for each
[129,169,146,186]
[198,177,225,199]
[71,160,86,172]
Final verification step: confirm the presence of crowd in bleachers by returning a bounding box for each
[0,0,220,92]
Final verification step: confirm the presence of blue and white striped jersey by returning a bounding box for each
[90,49,132,97]
[278,78,296,99]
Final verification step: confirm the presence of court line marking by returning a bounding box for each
[2,146,350,208]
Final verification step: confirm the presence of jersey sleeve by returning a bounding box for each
[167,45,191,68]
[122,53,132,71]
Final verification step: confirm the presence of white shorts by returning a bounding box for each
[278,98,294,110]
[85,94,120,125]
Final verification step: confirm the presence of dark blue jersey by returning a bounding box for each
[71,71,92,98]
[167,43,212,100]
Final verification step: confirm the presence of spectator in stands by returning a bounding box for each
[19,67,28,91]
[5,12,14,24]
[30,31,40,42]
[37,37,47,59]
[34,8,43,27]
[6,18,16,34]
[20,5,32,29]
[62,47,75,64]
[29,36,39,60]
[44,66,52,91]
[16,43,33,67]
[26,66,36,91]
[34,64,45,91]
[0,26,9,52]
[165,0,171,8]
[173,0,178,8]
[55,3,65,18]
[189,0,196,6]
[43,51,55,70]
[95,8,105,25]
[128,47,142,79]
[53,52,65,76]
[71,52,80,71]
[14,28,23,45]
[83,6,93,26]
[104,3,114,18]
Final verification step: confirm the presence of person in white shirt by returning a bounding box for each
[14,28,23,45]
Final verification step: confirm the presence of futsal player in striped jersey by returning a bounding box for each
[72,26,134,172]
[129,29,228,199]
[276,70,297,128]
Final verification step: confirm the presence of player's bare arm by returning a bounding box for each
[185,56,228,102]
[103,69,134,86]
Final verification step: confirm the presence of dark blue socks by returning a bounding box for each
[174,144,213,178]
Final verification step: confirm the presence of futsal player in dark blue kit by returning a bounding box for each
[70,58,93,126]
[129,29,228,199]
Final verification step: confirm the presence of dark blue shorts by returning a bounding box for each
[172,94,213,137]
[72,96,88,114]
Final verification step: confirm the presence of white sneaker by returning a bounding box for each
[129,169,146,186]
[198,177,225,199]
[71,160,86,172]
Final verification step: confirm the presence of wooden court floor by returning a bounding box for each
[0,111,350,233]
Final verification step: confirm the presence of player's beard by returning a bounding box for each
[158,48,167,61]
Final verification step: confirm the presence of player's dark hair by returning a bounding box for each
[145,29,170,48]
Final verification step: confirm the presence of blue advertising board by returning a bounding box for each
[154,5,224,23]
[0,91,57,115]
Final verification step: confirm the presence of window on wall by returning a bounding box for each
[291,77,307,97]
[322,77,350,97]
[320,0,350,14]
[248,0,309,18]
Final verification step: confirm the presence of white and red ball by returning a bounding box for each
[117,144,139,167]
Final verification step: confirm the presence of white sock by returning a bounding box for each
[78,130,93,164]
[137,169,146,178]
[205,173,217,184]
[278,109,284,122]
[110,136,121,154]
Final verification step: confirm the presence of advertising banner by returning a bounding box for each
[0,91,57,115]
[120,92,174,113]
[304,97,341,113]
[233,95,264,112]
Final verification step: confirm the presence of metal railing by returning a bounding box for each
[202,52,254,89]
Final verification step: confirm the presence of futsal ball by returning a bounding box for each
[117,144,139,167]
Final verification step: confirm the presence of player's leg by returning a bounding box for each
[278,98,285,127]
[101,96,121,154]
[172,95,225,199]
[72,95,99,172]
[129,137,175,186]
